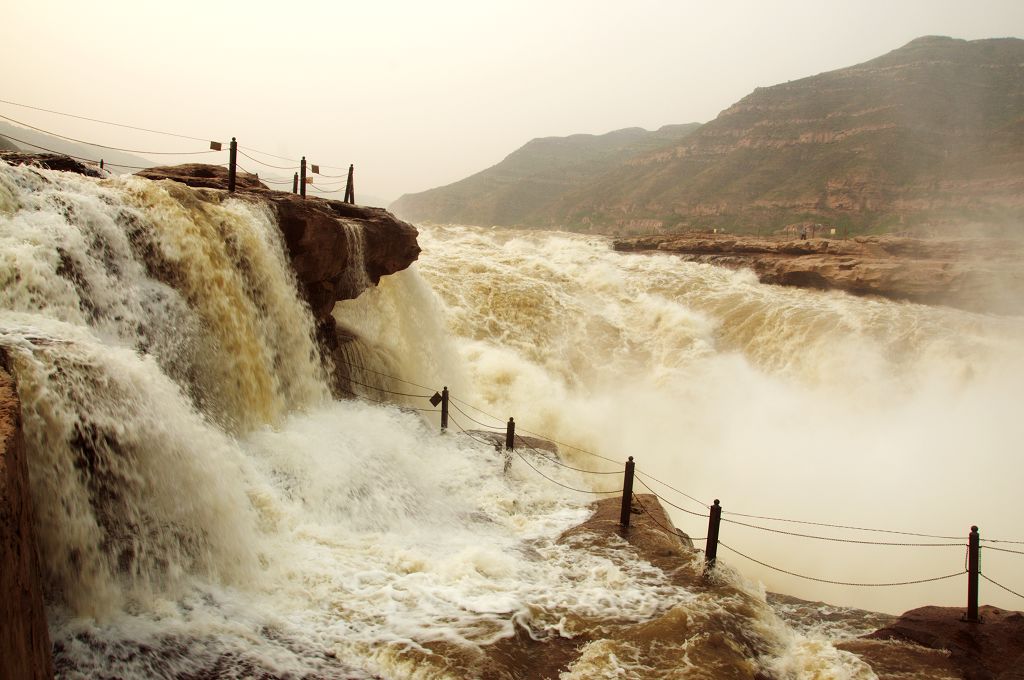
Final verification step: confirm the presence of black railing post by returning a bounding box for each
[966,525,980,622]
[99,159,104,170]
[619,456,636,528]
[505,417,515,450]
[292,172,298,194]
[345,163,355,204]
[300,156,306,199]
[440,386,449,432]
[228,137,237,193]
[705,499,722,570]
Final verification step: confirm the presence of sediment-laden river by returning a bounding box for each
[2,160,1021,678]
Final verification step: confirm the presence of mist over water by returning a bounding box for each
[347,224,1024,616]
[1,158,1018,678]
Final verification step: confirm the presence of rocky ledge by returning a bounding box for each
[135,164,421,320]
[843,605,1024,680]
[613,232,1024,315]
[0,154,421,323]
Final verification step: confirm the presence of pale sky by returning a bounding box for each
[4,0,1024,202]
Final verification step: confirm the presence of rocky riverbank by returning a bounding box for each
[613,232,1024,315]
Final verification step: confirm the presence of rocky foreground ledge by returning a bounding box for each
[614,232,1024,315]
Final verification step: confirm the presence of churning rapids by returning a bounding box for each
[1,159,1022,679]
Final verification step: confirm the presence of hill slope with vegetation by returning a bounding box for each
[395,37,1024,236]
[390,124,700,227]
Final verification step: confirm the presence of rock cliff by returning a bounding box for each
[614,232,1024,314]
[134,164,422,394]
[136,164,421,320]
[0,349,53,680]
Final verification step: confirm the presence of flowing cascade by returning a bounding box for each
[6,162,1020,678]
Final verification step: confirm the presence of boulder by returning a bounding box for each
[0,349,54,680]
[860,605,1024,680]
[0,151,102,178]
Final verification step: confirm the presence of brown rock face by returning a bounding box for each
[136,164,421,320]
[0,349,54,680]
[135,163,268,191]
[0,151,102,178]
[859,605,1024,680]
[614,232,1024,314]
[2,156,421,323]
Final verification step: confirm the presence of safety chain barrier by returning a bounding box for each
[333,353,1024,619]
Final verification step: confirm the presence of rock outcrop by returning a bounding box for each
[614,232,1024,314]
[0,349,53,680]
[0,151,102,178]
[1,157,421,324]
[855,605,1024,680]
[136,164,421,320]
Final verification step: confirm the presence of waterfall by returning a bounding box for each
[8,160,1007,678]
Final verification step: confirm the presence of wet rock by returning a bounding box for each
[136,163,420,320]
[3,155,421,323]
[861,605,1024,680]
[614,232,1024,314]
[1,150,102,177]
[136,163,267,191]
[0,349,54,680]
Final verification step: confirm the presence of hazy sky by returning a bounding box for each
[4,1,1024,202]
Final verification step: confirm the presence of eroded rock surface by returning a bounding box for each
[0,151,102,178]
[855,605,1024,680]
[614,232,1024,314]
[136,164,421,320]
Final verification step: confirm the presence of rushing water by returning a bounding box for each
[1,160,1021,678]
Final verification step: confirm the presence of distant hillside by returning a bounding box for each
[390,124,701,227]
[0,121,157,172]
[396,36,1024,236]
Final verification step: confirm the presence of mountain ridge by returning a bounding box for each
[390,123,701,227]
[394,36,1024,236]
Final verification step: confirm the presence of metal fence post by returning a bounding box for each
[705,499,722,570]
[345,163,355,204]
[440,386,449,432]
[966,525,980,622]
[619,456,635,529]
[228,137,237,193]
[292,172,298,194]
[300,156,306,198]
[505,417,515,450]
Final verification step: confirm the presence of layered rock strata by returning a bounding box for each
[614,232,1024,314]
